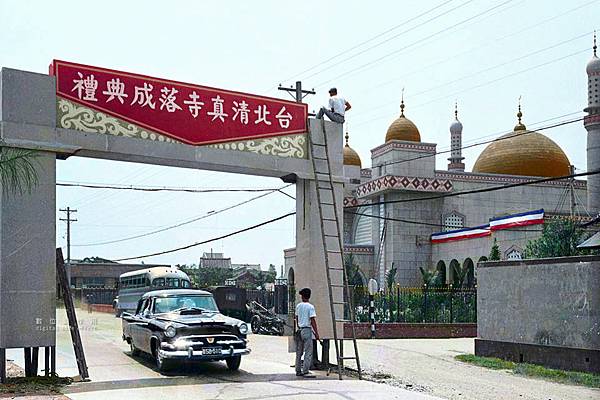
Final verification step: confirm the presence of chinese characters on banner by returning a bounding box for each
[50,60,308,145]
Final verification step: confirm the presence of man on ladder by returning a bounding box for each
[315,88,351,124]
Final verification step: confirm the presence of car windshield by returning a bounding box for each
[153,295,219,314]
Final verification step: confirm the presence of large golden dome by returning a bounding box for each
[385,100,421,142]
[343,131,362,167]
[472,107,570,177]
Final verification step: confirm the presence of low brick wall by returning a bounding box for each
[88,304,115,314]
[344,323,477,339]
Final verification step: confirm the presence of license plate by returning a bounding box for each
[202,347,221,355]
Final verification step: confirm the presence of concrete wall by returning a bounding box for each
[476,256,600,372]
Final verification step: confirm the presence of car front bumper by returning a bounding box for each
[158,346,251,360]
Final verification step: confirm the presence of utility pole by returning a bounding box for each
[569,165,576,218]
[278,81,316,113]
[59,207,77,264]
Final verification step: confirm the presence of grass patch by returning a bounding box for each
[0,376,72,395]
[455,354,600,389]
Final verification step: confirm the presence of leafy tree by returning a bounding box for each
[344,253,364,287]
[524,219,598,259]
[385,263,397,292]
[179,265,236,288]
[268,264,277,278]
[0,147,39,194]
[451,263,469,288]
[419,266,442,287]
[489,238,501,261]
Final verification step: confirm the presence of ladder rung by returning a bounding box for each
[327,249,341,253]
[320,202,335,206]
[332,301,347,305]
[322,217,337,221]
[311,142,326,147]
[335,319,352,323]
[324,234,339,238]
[339,357,358,360]
[330,284,345,287]
[312,156,329,161]
[328,268,344,271]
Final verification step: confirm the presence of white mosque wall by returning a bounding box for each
[371,141,437,179]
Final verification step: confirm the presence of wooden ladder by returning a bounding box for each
[307,120,362,380]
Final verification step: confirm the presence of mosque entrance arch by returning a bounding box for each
[0,63,346,369]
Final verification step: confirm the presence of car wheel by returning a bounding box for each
[130,339,140,356]
[226,355,241,371]
[250,315,261,334]
[277,325,285,336]
[154,342,171,373]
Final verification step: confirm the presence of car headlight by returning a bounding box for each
[238,323,248,335]
[165,325,177,338]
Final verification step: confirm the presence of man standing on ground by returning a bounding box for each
[295,287,319,378]
[315,87,351,124]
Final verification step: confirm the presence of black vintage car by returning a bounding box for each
[122,289,250,372]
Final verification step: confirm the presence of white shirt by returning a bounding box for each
[295,302,316,328]
[328,96,346,116]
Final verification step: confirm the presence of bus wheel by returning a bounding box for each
[250,315,261,334]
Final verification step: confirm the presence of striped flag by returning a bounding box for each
[489,209,544,231]
[431,225,491,244]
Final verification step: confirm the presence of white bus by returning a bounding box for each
[115,266,191,316]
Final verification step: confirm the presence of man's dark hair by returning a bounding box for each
[299,287,311,298]
[328,87,337,95]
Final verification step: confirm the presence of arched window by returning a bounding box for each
[443,212,464,231]
[506,249,522,260]
[463,258,475,287]
[436,260,447,285]
[449,259,460,285]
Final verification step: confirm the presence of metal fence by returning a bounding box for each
[349,286,477,323]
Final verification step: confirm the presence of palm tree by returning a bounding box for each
[0,147,39,194]
[385,263,397,293]
[419,266,441,287]
[451,263,469,288]
[343,253,364,287]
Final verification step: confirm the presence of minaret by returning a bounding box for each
[448,102,465,171]
[585,32,600,215]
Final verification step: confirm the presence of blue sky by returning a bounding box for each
[1,0,598,271]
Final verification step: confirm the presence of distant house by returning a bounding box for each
[67,259,166,288]
[199,252,232,269]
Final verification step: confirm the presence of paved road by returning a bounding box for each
[8,309,440,400]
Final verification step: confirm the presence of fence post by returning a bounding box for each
[368,279,378,338]
[449,284,453,323]
[396,284,400,323]
[423,284,428,323]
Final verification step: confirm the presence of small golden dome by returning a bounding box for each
[385,98,421,142]
[473,105,570,177]
[343,131,362,167]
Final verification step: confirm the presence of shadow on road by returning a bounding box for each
[64,351,333,394]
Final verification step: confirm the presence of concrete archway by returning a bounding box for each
[449,259,460,286]
[463,258,475,288]
[436,260,447,285]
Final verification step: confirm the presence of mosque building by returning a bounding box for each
[285,39,599,288]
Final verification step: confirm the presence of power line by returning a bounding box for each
[300,0,476,82]
[352,47,590,128]
[57,182,293,193]
[72,185,293,247]
[353,30,591,120]
[266,0,456,92]
[345,169,600,210]
[113,212,296,262]
[369,115,584,170]
[345,0,600,107]
[314,0,515,89]
[347,210,546,232]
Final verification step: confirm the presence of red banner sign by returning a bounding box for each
[50,60,308,145]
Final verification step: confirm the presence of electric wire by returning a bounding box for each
[344,169,600,209]
[113,212,296,262]
[57,182,293,193]
[268,0,457,91]
[72,184,293,247]
[314,0,515,89]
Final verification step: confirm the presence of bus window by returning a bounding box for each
[181,280,191,288]
[153,278,165,287]
[166,278,180,288]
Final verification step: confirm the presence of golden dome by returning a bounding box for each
[343,131,362,167]
[473,106,570,177]
[385,99,421,142]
